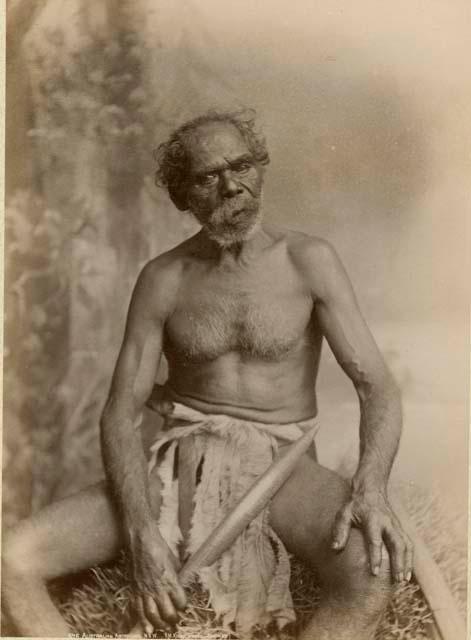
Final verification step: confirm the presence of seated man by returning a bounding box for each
[2,109,412,640]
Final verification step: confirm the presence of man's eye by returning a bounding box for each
[196,173,218,186]
[232,162,252,173]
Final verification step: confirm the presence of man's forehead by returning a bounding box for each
[186,122,250,170]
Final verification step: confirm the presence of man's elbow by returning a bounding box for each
[379,368,401,400]
[100,398,115,433]
[99,395,127,440]
[100,393,143,436]
[356,369,402,406]
[99,404,114,458]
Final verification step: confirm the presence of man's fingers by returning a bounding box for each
[389,538,405,583]
[135,595,154,636]
[331,505,352,550]
[143,594,172,632]
[146,384,174,415]
[127,621,145,638]
[156,590,179,624]
[384,526,408,583]
[368,540,383,576]
[365,520,383,575]
[394,516,414,581]
[405,537,414,582]
[170,580,188,611]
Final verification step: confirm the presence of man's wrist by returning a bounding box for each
[351,471,388,499]
[126,517,167,554]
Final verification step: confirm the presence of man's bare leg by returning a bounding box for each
[2,482,122,636]
[2,471,163,637]
[270,454,392,640]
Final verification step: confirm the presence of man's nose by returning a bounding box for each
[220,170,242,198]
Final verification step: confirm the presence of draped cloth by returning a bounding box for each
[147,402,319,636]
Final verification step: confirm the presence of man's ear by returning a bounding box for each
[168,184,189,211]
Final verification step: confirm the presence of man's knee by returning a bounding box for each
[322,528,393,606]
[3,523,47,578]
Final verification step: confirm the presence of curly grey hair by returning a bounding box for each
[154,108,270,210]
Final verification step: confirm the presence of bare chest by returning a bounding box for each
[164,266,314,363]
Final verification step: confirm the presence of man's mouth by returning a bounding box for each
[230,208,246,219]
[195,194,262,231]
[226,209,254,227]
[203,198,263,246]
[210,206,247,225]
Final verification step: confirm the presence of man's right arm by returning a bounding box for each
[100,260,186,633]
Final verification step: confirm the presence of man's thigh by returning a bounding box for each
[269,453,353,571]
[7,466,165,580]
[4,481,124,579]
[5,467,162,580]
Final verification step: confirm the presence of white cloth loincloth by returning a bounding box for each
[147,402,319,636]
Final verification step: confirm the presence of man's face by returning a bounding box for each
[184,122,264,246]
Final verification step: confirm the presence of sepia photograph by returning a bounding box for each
[2,1,469,638]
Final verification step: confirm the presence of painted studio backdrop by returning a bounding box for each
[4,0,469,618]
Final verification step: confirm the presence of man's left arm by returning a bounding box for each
[300,238,413,584]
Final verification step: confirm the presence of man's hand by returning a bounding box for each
[146,384,174,416]
[331,490,413,584]
[129,521,187,634]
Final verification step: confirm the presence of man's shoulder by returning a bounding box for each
[140,235,198,279]
[134,235,198,300]
[276,226,339,267]
[274,227,346,296]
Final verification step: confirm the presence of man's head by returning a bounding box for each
[155,109,270,246]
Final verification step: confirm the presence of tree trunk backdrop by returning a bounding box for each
[4,0,239,523]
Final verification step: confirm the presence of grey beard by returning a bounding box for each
[206,209,263,247]
[191,195,263,248]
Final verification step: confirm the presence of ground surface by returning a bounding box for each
[48,552,434,639]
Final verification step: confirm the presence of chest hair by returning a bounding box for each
[165,285,312,363]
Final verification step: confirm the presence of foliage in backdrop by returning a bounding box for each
[4,0,209,523]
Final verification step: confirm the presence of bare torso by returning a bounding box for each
[161,225,323,423]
